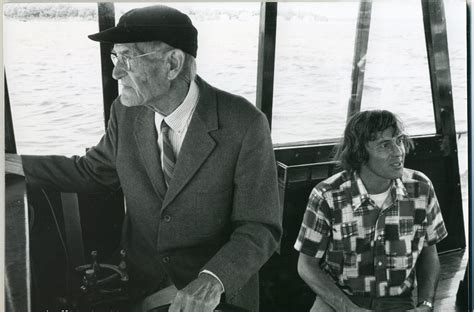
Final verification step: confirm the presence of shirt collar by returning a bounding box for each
[351,171,370,210]
[156,79,199,134]
[394,175,409,198]
[351,171,408,211]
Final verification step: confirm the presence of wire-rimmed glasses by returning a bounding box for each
[110,51,159,71]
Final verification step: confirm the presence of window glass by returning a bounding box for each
[114,2,260,103]
[5,2,260,155]
[362,1,435,135]
[445,0,467,133]
[5,2,466,153]
[362,0,466,136]
[4,3,104,156]
[272,2,359,145]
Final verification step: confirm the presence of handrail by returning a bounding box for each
[273,131,468,150]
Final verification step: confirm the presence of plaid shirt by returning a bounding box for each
[294,168,447,297]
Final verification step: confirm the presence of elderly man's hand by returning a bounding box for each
[168,273,224,312]
[5,153,24,176]
[406,306,432,312]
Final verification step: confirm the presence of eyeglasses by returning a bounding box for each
[110,51,159,71]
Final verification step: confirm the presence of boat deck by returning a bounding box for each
[432,249,468,312]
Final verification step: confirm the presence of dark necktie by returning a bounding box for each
[161,120,176,187]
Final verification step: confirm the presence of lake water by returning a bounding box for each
[4,2,468,185]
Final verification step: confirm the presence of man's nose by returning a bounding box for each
[112,65,127,80]
[391,143,404,156]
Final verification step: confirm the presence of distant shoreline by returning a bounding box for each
[4,4,98,20]
[3,3,330,22]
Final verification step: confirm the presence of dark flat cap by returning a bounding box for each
[88,5,198,58]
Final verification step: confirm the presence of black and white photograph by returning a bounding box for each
[4,1,469,311]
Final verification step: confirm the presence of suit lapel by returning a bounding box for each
[134,107,167,200]
[162,77,218,210]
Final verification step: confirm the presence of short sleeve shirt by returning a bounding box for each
[294,168,447,297]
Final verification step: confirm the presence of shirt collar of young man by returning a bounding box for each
[351,171,409,211]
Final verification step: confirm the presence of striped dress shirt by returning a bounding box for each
[154,79,199,165]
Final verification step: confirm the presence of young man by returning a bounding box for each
[295,110,446,312]
[6,5,282,312]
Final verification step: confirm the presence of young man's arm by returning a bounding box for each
[298,253,373,312]
[407,176,447,312]
[407,244,440,312]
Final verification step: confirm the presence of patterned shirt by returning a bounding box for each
[294,168,447,297]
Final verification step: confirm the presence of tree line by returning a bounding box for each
[4,3,327,22]
[4,4,98,20]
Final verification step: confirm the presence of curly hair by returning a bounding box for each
[334,110,414,172]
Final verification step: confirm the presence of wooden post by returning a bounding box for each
[5,176,31,312]
[466,1,472,310]
[97,3,118,128]
[346,0,372,120]
[421,0,465,248]
[4,70,17,153]
[256,2,278,130]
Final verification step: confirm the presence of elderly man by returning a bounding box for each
[295,110,446,312]
[6,5,282,312]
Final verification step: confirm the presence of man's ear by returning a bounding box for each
[166,49,185,80]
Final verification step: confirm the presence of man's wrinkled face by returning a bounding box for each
[362,127,406,183]
[111,43,170,107]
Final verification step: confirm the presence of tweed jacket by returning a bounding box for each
[22,76,282,311]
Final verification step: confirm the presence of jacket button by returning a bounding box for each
[163,215,172,222]
[162,256,170,263]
